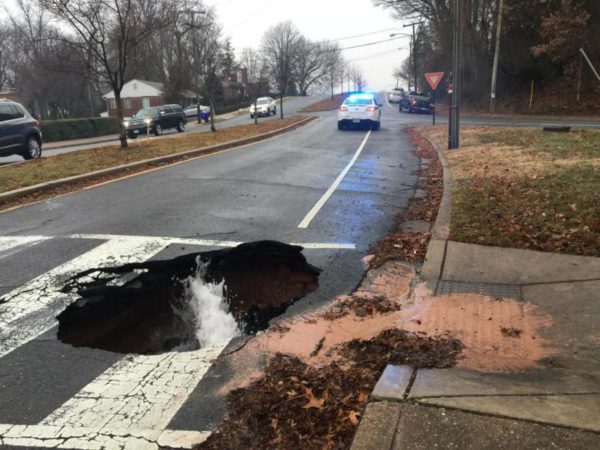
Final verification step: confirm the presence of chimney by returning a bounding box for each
[241,68,248,84]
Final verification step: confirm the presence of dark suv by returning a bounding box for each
[124,104,186,139]
[0,99,43,160]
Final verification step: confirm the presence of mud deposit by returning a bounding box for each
[57,241,320,354]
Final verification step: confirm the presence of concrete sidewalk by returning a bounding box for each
[350,133,600,449]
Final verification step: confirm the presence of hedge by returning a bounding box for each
[41,117,121,142]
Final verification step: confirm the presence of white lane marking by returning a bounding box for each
[0,236,51,259]
[298,130,372,229]
[0,424,209,449]
[41,343,227,433]
[0,235,50,252]
[67,233,357,250]
[0,237,168,358]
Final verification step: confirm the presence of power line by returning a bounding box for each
[235,35,405,57]
[327,27,397,42]
[349,48,401,62]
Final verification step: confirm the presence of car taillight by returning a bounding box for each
[33,119,39,126]
[411,99,417,105]
[366,106,377,112]
[339,105,348,112]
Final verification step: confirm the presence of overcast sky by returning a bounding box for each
[3,0,410,91]
[205,0,410,91]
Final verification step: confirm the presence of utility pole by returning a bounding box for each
[449,0,461,149]
[404,21,424,92]
[489,0,504,113]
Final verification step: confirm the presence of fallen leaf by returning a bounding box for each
[348,410,361,426]
[302,387,326,410]
[358,391,369,403]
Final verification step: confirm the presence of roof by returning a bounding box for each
[103,80,199,100]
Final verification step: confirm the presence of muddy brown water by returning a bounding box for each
[56,241,320,354]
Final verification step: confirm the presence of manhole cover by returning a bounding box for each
[57,241,320,354]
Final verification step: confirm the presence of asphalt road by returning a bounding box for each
[0,93,422,448]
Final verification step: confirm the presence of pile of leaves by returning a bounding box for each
[369,128,443,268]
[195,329,463,450]
[321,295,398,320]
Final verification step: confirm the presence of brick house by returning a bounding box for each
[102,79,195,117]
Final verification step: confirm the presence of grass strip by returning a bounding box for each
[420,126,600,256]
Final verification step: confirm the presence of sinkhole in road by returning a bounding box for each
[56,241,320,354]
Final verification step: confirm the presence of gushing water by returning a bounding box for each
[181,261,241,347]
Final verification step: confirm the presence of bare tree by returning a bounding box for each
[40,0,172,147]
[322,43,343,100]
[261,21,301,119]
[294,38,333,96]
[0,21,11,92]
[350,65,367,92]
[187,8,224,132]
[239,48,265,83]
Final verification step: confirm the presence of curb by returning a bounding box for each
[0,116,316,205]
[418,131,453,293]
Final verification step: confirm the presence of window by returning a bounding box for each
[11,105,25,119]
[124,98,132,109]
[109,99,116,109]
[142,97,150,108]
[0,104,19,122]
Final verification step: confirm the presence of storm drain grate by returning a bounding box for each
[437,281,521,300]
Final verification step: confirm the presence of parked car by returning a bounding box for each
[249,97,277,118]
[388,88,405,104]
[0,99,43,160]
[124,104,186,138]
[399,92,434,114]
[183,104,210,119]
[337,93,381,131]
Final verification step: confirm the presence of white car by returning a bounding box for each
[388,88,405,104]
[249,97,277,118]
[337,94,381,131]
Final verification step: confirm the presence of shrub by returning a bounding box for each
[41,117,121,142]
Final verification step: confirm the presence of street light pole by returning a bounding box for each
[489,0,504,113]
[449,0,461,149]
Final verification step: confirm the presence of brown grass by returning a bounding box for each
[0,117,306,195]
[421,126,600,256]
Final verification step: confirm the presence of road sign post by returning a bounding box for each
[425,72,444,126]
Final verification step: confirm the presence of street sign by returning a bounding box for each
[425,72,445,91]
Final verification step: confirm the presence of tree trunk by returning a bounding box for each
[209,95,217,132]
[114,90,128,148]
[279,92,284,119]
